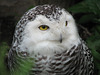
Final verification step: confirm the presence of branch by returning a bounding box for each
[78,24,92,36]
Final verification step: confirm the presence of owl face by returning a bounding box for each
[17,5,80,56]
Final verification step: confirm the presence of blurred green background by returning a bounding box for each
[0,0,100,75]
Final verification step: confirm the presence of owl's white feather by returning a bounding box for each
[19,9,80,56]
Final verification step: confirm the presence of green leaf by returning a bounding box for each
[78,14,96,24]
[11,55,34,75]
[69,0,100,16]
[12,58,34,75]
[87,39,100,61]
[86,26,100,74]
[0,42,10,75]
[86,0,100,15]
[68,2,89,13]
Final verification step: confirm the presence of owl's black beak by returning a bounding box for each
[60,34,62,43]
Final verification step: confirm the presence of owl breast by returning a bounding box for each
[29,42,93,75]
[8,40,93,75]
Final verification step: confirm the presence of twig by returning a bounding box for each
[78,24,92,36]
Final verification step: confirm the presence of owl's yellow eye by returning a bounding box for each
[65,21,68,26]
[39,25,49,31]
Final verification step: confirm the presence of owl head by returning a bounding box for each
[13,5,80,56]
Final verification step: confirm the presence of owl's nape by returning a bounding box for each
[8,4,94,75]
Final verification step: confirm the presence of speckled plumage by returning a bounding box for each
[8,5,94,75]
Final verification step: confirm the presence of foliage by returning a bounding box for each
[68,0,100,24]
[87,26,100,75]
[12,56,34,75]
[68,0,100,75]
[0,42,33,75]
[0,42,10,75]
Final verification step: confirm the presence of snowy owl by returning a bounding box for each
[8,4,94,75]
